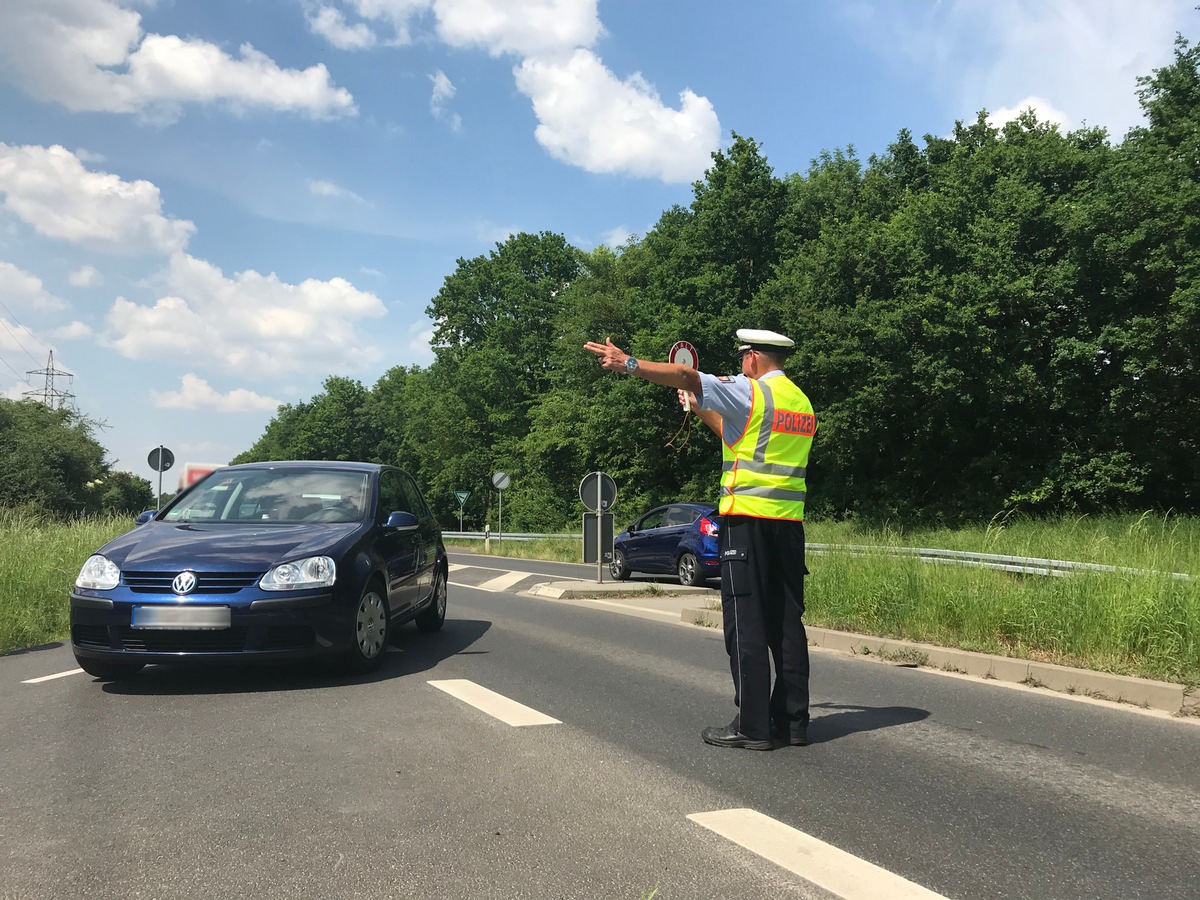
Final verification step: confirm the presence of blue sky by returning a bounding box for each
[0,0,1195,491]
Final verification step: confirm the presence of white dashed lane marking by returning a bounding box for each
[428,678,561,727]
[22,668,84,684]
[688,808,949,899]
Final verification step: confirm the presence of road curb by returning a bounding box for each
[526,581,716,599]
[679,608,1196,716]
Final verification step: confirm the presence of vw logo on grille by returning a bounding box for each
[172,571,198,595]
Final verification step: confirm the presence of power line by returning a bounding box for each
[0,298,51,362]
[0,352,30,383]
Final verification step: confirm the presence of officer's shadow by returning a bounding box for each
[807,701,929,743]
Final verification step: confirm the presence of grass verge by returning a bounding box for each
[447,512,1200,685]
[0,510,133,655]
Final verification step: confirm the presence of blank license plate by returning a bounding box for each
[131,606,231,630]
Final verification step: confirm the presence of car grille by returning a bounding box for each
[73,625,318,654]
[72,623,111,649]
[123,571,260,594]
[118,626,251,653]
[260,625,317,651]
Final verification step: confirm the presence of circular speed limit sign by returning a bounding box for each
[669,340,699,369]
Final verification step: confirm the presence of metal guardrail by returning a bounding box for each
[444,532,1193,582]
[808,544,1193,582]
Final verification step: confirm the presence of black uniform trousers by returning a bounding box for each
[718,514,810,742]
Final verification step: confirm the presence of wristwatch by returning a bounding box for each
[624,357,639,373]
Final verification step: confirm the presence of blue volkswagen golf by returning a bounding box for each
[69,460,447,680]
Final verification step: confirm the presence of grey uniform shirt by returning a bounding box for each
[697,370,786,445]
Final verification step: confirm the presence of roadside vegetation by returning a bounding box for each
[3,512,1196,686]
[448,512,1200,686]
[0,510,131,655]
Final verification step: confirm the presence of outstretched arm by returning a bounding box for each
[584,337,703,396]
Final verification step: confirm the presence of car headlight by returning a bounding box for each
[260,556,337,591]
[76,555,121,590]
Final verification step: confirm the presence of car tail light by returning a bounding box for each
[698,516,719,536]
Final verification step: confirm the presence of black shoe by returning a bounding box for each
[701,724,775,751]
[771,724,809,747]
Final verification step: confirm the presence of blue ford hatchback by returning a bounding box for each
[69,461,447,680]
[610,502,720,586]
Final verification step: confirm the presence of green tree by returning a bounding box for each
[89,470,154,515]
[0,399,108,517]
[233,376,380,464]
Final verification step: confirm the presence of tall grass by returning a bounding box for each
[449,512,1200,685]
[0,509,132,654]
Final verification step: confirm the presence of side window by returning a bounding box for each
[639,508,668,529]
[399,472,430,518]
[665,507,698,527]
[376,471,406,525]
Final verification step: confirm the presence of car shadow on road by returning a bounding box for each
[806,701,930,744]
[99,618,492,696]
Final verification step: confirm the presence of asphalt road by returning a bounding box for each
[2,554,1197,899]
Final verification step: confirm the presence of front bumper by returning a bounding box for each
[69,590,346,664]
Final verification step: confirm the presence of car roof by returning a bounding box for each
[217,460,385,474]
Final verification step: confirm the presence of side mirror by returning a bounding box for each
[135,510,156,525]
[384,510,419,531]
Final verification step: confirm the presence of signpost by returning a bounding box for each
[491,472,510,543]
[579,471,617,582]
[669,340,699,410]
[147,445,174,509]
[453,490,470,532]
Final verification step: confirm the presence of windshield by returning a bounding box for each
[162,469,370,524]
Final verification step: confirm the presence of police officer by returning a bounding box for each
[584,329,815,750]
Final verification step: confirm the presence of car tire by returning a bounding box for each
[345,580,389,674]
[74,655,144,681]
[677,552,701,587]
[610,549,630,580]
[415,569,447,633]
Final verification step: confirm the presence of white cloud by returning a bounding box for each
[0,261,67,310]
[849,0,1191,136]
[344,0,435,45]
[307,178,367,203]
[406,319,435,359]
[69,264,102,287]
[601,226,632,249]
[515,49,719,182]
[987,95,1072,130]
[0,0,356,121]
[433,0,602,58]
[49,320,92,340]
[151,373,281,412]
[0,142,195,255]
[306,4,377,50]
[2,382,31,400]
[105,252,388,378]
[320,0,716,183]
[429,69,462,130]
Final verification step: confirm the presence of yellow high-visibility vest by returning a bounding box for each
[720,375,814,521]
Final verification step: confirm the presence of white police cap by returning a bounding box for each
[737,328,795,352]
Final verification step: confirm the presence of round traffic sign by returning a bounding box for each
[492,471,511,490]
[669,340,699,370]
[148,446,175,472]
[579,471,617,512]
